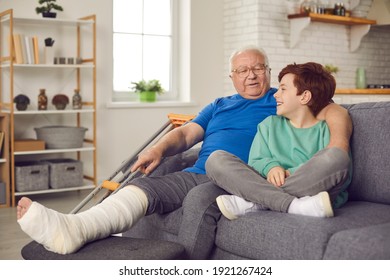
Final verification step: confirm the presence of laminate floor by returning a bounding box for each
[0,190,96,260]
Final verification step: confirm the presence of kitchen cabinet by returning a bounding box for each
[0,9,97,206]
[288,13,377,51]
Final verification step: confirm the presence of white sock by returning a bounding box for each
[287,192,333,218]
[18,185,148,254]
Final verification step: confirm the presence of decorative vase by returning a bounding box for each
[52,94,69,110]
[356,67,367,89]
[44,46,54,64]
[72,89,82,109]
[14,94,30,111]
[38,89,48,110]
[139,91,157,102]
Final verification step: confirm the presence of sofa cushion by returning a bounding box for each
[343,102,390,204]
[214,201,390,259]
[323,222,390,260]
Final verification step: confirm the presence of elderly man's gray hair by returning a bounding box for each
[229,46,269,72]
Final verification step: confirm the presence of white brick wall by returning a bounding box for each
[223,0,390,103]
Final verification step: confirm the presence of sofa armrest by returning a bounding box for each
[323,222,390,259]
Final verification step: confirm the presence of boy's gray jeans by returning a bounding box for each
[206,148,351,212]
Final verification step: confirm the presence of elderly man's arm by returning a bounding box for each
[317,103,352,152]
[131,122,204,174]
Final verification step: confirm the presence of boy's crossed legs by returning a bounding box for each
[206,148,350,219]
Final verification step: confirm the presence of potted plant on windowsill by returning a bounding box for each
[35,0,64,18]
[131,79,165,102]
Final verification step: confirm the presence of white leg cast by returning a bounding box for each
[18,185,148,254]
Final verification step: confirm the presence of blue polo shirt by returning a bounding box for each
[185,88,277,174]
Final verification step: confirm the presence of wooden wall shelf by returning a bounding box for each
[287,13,377,25]
[335,88,390,95]
[288,13,377,51]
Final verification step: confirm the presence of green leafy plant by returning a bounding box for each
[131,79,165,95]
[35,0,64,15]
[324,64,339,74]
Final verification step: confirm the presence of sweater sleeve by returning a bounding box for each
[248,117,281,177]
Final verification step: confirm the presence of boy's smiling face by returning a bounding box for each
[274,73,303,118]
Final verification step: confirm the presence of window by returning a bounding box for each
[113,0,176,101]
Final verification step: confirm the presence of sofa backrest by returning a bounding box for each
[343,102,390,204]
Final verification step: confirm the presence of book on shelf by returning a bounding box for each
[0,131,4,156]
[12,34,24,64]
[24,36,34,64]
[12,34,40,64]
[33,36,40,64]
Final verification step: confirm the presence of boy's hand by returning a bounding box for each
[267,166,287,188]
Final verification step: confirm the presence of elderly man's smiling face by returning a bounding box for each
[230,50,271,100]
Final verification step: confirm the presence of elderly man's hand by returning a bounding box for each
[131,146,163,174]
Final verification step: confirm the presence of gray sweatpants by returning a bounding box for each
[131,171,226,259]
[205,147,351,213]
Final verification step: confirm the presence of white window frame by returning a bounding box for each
[112,0,180,103]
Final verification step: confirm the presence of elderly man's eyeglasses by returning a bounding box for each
[231,64,269,78]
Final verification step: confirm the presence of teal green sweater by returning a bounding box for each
[248,115,350,208]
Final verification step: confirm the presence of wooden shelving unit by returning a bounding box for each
[0,113,10,207]
[0,9,97,207]
[287,13,377,51]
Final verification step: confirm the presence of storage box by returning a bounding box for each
[15,161,49,192]
[45,159,83,189]
[14,139,45,152]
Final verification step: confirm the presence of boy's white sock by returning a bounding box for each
[18,185,148,254]
[288,192,334,218]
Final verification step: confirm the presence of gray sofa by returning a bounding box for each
[22,101,390,260]
[123,101,390,259]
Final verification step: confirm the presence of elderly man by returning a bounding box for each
[17,46,351,258]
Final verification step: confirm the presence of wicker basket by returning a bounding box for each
[35,126,87,149]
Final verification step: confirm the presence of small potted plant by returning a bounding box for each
[324,64,339,75]
[35,0,64,18]
[131,79,165,102]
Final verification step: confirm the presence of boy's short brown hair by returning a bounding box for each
[278,62,336,116]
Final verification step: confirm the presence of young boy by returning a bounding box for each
[206,62,352,220]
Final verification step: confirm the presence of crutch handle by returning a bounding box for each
[168,113,196,127]
[101,180,120,191]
